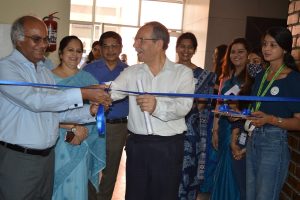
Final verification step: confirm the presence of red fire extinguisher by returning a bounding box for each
[43,12,59,52]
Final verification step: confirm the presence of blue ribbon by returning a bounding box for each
[96,105,105,136]
[2,80,300,102]
[115,89,300,102]
[2,80,300,134]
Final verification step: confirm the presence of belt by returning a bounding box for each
[0,141,53,157]
[106,117,128,124]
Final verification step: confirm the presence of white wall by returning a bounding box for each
[0,24,13,58]
[0,0,70,65]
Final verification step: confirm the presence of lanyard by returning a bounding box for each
[254,64,285,111]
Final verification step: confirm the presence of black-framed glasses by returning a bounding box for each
[134,37,158,44]
[23,35,49,44]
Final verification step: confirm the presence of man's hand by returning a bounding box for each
[81,84,112,107]
[90,103,99,116]
[136,94,156,114]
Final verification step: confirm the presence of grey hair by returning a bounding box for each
[10,16,30,47]
[11,16,42,47]
[144,21,170,50]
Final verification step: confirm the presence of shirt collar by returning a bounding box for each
[12,49,46,70]
[142,57,173,73]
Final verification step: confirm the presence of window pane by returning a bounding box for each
[95,0,139,26]
[166,36,178,64]
[70,0,93,22]
[140,1,183,29]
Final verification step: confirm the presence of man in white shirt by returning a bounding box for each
[0,15,111,200]
[110,21,194,200]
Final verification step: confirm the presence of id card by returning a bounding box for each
[238,132,247,146]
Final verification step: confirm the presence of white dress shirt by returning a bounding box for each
[111,58,195,136]
[0,50,95,149]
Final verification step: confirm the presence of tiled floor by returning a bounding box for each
[111,149,126,200]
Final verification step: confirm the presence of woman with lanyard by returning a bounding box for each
[246,27,300,200]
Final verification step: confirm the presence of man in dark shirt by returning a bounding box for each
[84,31,128,200]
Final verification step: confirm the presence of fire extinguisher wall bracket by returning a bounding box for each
[43,12,59,52]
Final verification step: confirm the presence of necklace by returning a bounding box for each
[254,64,286,111]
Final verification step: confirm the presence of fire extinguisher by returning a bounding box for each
[43,12,59,52]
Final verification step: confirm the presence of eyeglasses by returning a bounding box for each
[23,35,49,44]
[134,37,158,44]
[101,44,121,50]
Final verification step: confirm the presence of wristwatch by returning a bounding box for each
[71,126,77,133]
[277,117,283,124]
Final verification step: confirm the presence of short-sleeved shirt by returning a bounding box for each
[251,70,300,118]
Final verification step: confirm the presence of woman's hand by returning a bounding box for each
[212,130,219,150]
[247,111,272,127]
[69,125,89,145]
[231,143,246,160]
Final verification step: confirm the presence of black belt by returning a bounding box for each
[106,117,128,124]
[0,141,53,157]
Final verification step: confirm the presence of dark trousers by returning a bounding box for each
[0,144,54,200]
[125,133,184,200]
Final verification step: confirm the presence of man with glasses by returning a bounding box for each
[110,21,194,200]
[84,31,129,200]
[0,15,111,200]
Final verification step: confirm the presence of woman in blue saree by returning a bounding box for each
[176,32,216,200]
[211,38,250,200]
[51,36,105,200]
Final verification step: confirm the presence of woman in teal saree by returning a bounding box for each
[51,36,105,200]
